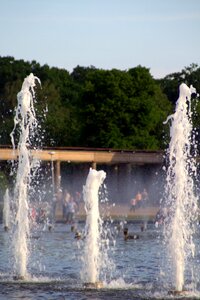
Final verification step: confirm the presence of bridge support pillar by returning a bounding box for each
[55,160,61,199]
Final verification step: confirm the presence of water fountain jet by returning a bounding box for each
[81,167,106,289]
[163,83,198,293]
[10,73,41,280]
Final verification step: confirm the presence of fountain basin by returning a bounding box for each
[13,275,26,281]
[168,289,190,296]
[83,281,103,289]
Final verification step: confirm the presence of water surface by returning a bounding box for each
[0,222,200,299]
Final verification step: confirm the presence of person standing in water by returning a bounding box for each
[67,196,77,224]
[62,189,71,222]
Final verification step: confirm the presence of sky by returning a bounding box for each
[0,0,200,79]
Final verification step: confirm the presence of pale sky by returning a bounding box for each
[1,0,200,78]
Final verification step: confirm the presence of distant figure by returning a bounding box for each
[155,207,168,227]
[130,191,142,211]
[74,231,82,240]
[29,206,37,224]
[66,196,77,224]
[140,221,147,232]
[71,223,79,232]
[48,224,53,232]
[63,189,71,222]
[74,191,82,212]
[71,224,76,232]
[130,197,137,212]
[38,207,47,224]
[123,227,139,240]
[141,188,149,206]
[135,191,142,208]
[4,226,9,232]
[115,221,124,232]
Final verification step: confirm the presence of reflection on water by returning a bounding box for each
[1,222,200,299]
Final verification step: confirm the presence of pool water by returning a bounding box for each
[0,221,200,299]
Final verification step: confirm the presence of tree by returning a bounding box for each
[77,66,172,149]
[158,64,200,146]
[158,63,200,104]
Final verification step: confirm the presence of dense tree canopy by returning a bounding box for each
[0,56,199,150]
[158,63,200,140]
[158,63,200,104]
[77,67,171,149]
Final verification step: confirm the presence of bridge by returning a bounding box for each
[1,146,198,204]
[0,146,164,164]
[0,146,164,201]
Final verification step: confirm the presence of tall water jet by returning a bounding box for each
[10,73,40,279]
[3,188,11,231]
[81,168,106,287]
[163,83,198,292]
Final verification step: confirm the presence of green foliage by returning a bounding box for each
[158,63,200,104]
[0,56,80,146]
[158,63,200,144]
[77,66,171,149]
[4,56,200,150]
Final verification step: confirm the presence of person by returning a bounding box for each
[130,190,142,211]
[62,189,71,222]
[74,231,82,239]
[141,188,149,206]
[4,225,9,232]
[154,207,168,227]
[140,221,147,232]
[130,197,137,212]
[135,191,142,208]
[29,205,37,224]
[74,191,82,212]
[123,227,139,240]
[66,196,77,224]
[38,207,47,224]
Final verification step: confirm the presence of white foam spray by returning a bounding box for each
[164,83,198,291]
[3,188,11,229]
[10,73,40,279]
[81,168,106,284]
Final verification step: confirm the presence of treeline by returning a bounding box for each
[0,56,200,150]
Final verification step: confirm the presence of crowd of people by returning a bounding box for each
[26,186,152,231]
[26,188,82,229]
[4,184,169,238]
[29,201,53,225]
